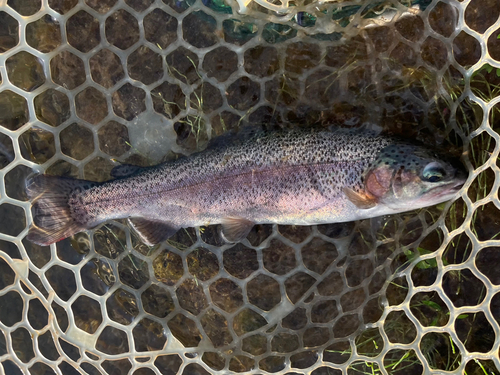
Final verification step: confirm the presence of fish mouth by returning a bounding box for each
[426,178,466,201]
[451,180,465,192]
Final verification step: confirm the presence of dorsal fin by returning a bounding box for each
[128,218,179,245]
[205,125,269,151]
[327,123,383,137]
[221,217,254,242]
[110,164,144,178]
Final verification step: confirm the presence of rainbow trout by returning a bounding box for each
[27,128,466,246]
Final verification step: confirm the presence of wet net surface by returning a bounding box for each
[1,0,500,374]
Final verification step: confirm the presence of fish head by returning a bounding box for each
[363,143,467,211]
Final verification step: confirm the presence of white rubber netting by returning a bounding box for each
[0,0,499,374]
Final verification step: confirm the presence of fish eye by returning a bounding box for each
[422,162,446,183]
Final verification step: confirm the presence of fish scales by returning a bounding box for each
[26,128,466,245]
[72,130,391,224]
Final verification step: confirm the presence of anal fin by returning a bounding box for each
[221,217,254,242]
[128,218,179,245]
[343,187,377,209]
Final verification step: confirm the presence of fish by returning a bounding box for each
[26,127,467,246]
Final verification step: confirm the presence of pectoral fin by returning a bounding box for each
[343,187,377,209]
[221,217,254,242]
[128,218,179,245]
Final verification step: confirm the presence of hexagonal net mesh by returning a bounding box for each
[0,0,499,374]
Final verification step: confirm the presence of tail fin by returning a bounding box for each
[26,175,98,246]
